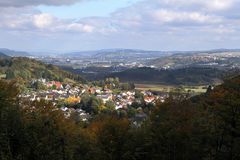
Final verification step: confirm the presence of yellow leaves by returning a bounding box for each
[65,96,81,104]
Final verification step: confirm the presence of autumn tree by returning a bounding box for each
[0,80,24,159]
[89,116,131,160]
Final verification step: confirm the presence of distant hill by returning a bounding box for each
[62,51,96,58]
[93,49,169,60]
[62,48,240,58]
[148,50,240,69]
[0,48,31,57]
[108,67,225,85]
[0,52,9,58]
[62,49,169,59]
[0,57,85,82]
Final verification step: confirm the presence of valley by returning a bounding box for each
[1,0,240,159]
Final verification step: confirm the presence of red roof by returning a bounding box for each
[47,81,62,89]
[54,82,62,88]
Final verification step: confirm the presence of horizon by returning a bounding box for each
[0,0,240,51]
[1,47,240,55]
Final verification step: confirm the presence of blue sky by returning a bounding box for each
[38,0,141,19]
[0,0,239,52]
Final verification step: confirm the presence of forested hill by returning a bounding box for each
[0,57,85,82]
[109,67,225,85]
[191,74,240,105]
[147,74,240,160]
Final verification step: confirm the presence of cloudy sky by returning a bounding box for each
[0,0,240,52]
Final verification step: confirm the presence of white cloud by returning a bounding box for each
[66,23,94,33]
[158,0,234,11]
[33,13,54,29]
[152,10,217,23]
[0,0,83,7]
[0,7,96,33]
[204,25,236,34]
[206,0,234,11]
[0,0,238,33]
[0,0,240,51]
[82,25,95,33]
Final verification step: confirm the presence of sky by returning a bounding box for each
[0,0,240,52]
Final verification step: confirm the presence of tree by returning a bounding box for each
[105,100,115,111]
[80,94,102,114]
[32,81,47,90]
[199,77,240,160]
[146,97,210,160]
[0,80,24,159]
[5,69,15,79]
[135,90,144,99]
[89,116,130,160]
[21,100,78,160]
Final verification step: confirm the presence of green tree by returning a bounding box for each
[105,100,115,111]
[89,116,130,160]
[0,80,24,159]
[80,94,102,114]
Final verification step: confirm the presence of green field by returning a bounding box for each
[135,83,208,94]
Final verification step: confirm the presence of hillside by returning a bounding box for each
[108,67,225,85]
[0,48,31,57]
[62,49,168,59]
[148,51,240,69]
[0,57,85,82]
[147,74,240,159]
[93,49,167,59]
[0,52,9,58]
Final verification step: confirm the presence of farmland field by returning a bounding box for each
[135,83,208,94]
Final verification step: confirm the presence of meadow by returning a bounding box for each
[135,83,208,94]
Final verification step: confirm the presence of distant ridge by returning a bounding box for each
[0,48,31,57]
[108,67,224,85]
[0,52,9,58]
[62,48,170,59]
[1,48,240,57]
[62,48,240,58]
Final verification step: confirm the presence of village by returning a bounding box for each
[19,78,168,123]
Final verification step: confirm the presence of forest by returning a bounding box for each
[0,57,85,83]
[108,67,225,85]
[0,74,240,160]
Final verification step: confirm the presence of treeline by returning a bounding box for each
[109,67,225,85]
[1,75,240,160]
[92,77,135,91]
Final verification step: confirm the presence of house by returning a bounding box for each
[96,89,102,94]
[103,87,113,94]
[0,74,6,79]
[144,96,155,103]
[115,104,123,110]
[47,81,63,89]
[65,84,71,90]
[97,94,113,103]
[127,91,135,96]
[38,78,46,83]
[89,87,96,94]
